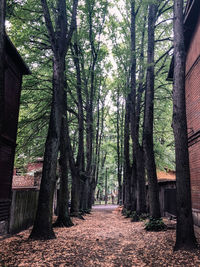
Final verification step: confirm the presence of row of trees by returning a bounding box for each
[3,0,197,250]
[108,0,196,250]
[8,0,111,239]
[109,0,172,218]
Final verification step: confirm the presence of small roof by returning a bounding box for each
[5,35,31,75]
[157,170,176,183]
[146,170,176,186]
[167,0,200,80]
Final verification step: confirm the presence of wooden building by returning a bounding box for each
[168,0,200,226]
[0,36,30,234]
[146,171,176,217]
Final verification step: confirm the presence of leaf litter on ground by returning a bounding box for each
[0,205,200,267]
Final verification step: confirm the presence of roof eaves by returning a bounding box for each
[5,35,31,75]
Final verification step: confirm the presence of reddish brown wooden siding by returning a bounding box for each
[185,11,200,212]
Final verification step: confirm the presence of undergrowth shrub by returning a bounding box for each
[139,213,149,221]
[122,208,131,217]
[145,217,167,231]
[131,211,140,222]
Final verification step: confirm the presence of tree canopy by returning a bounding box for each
[3,0,197,250]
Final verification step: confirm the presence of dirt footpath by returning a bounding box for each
[0,205,200,266]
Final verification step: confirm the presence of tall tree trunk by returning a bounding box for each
[123,96,132,211]
[64,94,83,219]
[117,87,122,204]
[80,179,90,212]
[173,0,197,251]
[89,102,105,209]
[71,39,86,215]
[87,88,105,210]
[121,103,125,205]
[87,179,95,210]
[136,8,147,214]
[143,3,160,219]
[129,0,137,212]
[65,111,82,218]
[30,56,65,239]
[136,146,146,214]
[84,0,107,210]
[70,171,81,216]
[53,118,73,228]
[30,0,78,239]
[72,41,85,172]
[105,168,108,205]
[0,0,6,133]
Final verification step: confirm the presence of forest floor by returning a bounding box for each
[1,205,200,266]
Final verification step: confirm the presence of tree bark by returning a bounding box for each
[53,118,73,228]
[70,39,86,214]
[117,87,122,204]
[72,41,85,172]
[0,0,6,134]
[30,56,65,239]
[84,0,107,210]
[173,0,197,250]
[136,8,147,214]
[105,168,108,205]
[129,0,137,212]
[64,94,84,218]
[123,96,132,211]
[136,146,146,214]
[143,3,160,219]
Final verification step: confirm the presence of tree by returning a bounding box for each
[123,95,132,211]
[135,5,147,214]
[68,35,85,217]
[7,0,175,229]
[143,2,161,219]
[108,0,174,215]
[172,0,197,250]
[66,0,108,214]
[53,118,73,227]
[0,0,6,133]
[129,0,137,212]
[83,0,108,211]
[116,86,123,204]
[30,0,78,240]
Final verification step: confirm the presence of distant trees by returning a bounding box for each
[109,0,173,218]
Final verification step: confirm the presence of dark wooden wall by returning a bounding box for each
[0,38,29,233]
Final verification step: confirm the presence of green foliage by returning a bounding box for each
[6,0,175,197]
[139,213,149,221]
[130,211,140,222]
[122,208,130,217]
[122,209,149,222]
[145,217,167,232]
